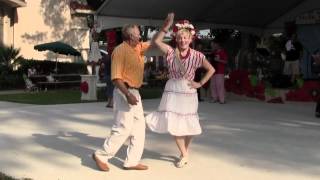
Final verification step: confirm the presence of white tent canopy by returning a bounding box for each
[265,0,320,34]
[96,0,320,35]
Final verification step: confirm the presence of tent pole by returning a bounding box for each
[55,54,58,74]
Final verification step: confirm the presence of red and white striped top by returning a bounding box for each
[166,47,205,80]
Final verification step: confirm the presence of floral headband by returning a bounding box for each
[172,20,196,36]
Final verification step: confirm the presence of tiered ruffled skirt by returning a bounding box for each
[146,79,202,136]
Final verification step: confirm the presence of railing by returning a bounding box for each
[29,74,81,90]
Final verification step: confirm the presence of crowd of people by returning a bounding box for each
[283,33,303,84]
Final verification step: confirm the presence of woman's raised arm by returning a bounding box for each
[152,13,174,55]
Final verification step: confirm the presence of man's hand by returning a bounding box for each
[112,79,139,105]
[126,92,138,105]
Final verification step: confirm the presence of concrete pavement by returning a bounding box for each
[0,97,319,180]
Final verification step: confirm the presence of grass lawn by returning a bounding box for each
[0,87,163,105]
[0,90,81,105]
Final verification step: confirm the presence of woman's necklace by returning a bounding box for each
[179,48,190,60]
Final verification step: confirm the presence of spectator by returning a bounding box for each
[194,42,205,101]
[311,53,320,118]
[27,67,37,77]
[283,33,303,84]
[144,63,152,83]
[98,61,105,81]
[209,39,228,104]
[102,54,114,108]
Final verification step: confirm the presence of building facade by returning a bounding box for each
[1,0,92,62]
[0,0,26,46]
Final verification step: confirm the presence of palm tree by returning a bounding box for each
[0,45,23,71]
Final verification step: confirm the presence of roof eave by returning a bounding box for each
[0,0,27,7]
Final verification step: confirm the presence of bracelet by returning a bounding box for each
[161,29,168,33]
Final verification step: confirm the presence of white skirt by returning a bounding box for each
[146,79,202,136]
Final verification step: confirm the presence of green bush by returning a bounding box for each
[0,45,22,70]
[0,74,24,90]
[0,67,24,90]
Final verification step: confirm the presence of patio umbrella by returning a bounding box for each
[34,41,81,73]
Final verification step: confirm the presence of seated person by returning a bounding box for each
[46,74,55,82]
[27,67,37,77]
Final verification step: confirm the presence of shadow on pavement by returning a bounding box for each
[32,131,178,171]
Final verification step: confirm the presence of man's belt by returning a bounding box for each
[124,82,139,90]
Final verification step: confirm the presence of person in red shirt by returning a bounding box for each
[312,53,320,118]
[210,39,228,104]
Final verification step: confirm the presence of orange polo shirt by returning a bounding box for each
[111,41,150,88]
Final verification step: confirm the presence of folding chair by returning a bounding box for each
[23,74,38,92]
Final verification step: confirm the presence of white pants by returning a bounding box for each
[210,74,225,102]
[283,60,300,75]
[95,88,145,167]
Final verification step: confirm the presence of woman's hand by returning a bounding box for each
[162,13,174,31]
[188,80,202,89]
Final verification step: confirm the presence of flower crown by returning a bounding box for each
[172,20,196,36]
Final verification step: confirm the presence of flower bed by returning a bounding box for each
[226,70,319,103]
